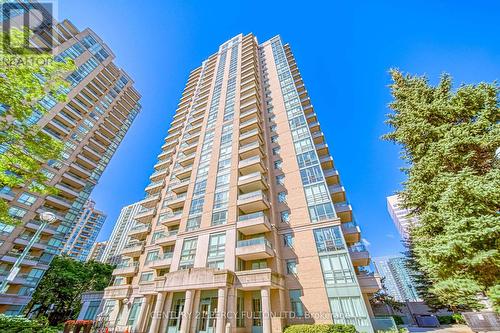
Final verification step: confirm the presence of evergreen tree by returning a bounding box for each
[384,70,500,311]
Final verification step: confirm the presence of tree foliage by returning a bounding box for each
[26,256,114,325]
[0,28,74,224]
[370,277,405,314]
[384,70,500,311]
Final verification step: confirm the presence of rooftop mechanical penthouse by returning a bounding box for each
[103,33,380,333]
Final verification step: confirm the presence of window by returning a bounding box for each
[84,300,101,320]
[300,165,323,185]
[146,250,159,263]
[8,206,26,219]
[278,192,287,203]
[207,233,226,269]
[313,226,344,253]
[17,193,37,206]
[211,210,227,226]
[139,272,153,282]
[276,174,285,186]
[280,210,290,223]
[270,125,277,132]
[272,147,280,156]
[286,259,297,275]
[309,202,335,222]
[320,253,355,285]
[180,237,197,268]
[251,259,267,270]
[271,135,278,143]
[283,233,294,247]
[0,222,15,235]
[274,160,282,170]
[237,295,245,327]
[289,290,304,317]
[186,216,201,231]
[151,231,165,244]
[213,191,229,209]
[329,296,369,327]
[126,298,143,325]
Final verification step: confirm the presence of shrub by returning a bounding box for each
[437,315,454,325]
[391,315,404,325]
[284,323,358,333]
[452,313,466,324]
[0,315,58,333]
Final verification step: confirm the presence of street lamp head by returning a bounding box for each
[39,211,57,224]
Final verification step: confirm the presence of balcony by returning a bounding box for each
[55,183,80,198]
[129,224,151,239]
[103,285,133,300]
[335,202,353,222]
[82,145,101,161]
[341,221,361,244]
[311,131,325,145]
[329,185,346,203]
[145,180,164,194]
[62,172,86,189]
[181,141,198,155]
[24,220,57,235]
[239,141,264,160]
[237,190,270,214]
[14,237,48,250]
[69,163,91,179]
[165,194,186,210]
[160,211,183,226]
[357,273,382,293]
[154,159,170,171]
[235,268,285,290]
[309,121,320,133]
[315,143,329,157]
[239,117,261,132]
[121,242,144,257]
[320,155,334,169]
[236,237,274,261]
[239,107,259,123]
[306,112,318,124]
[324,169,340,185]
[348,243,370,266]
[45,195,72,210]
[178,152,195,167]
[238,172,268,192]
[135,208,156,224]
[239,128,262,145]
[175,166,193,180]
[150,169,168,182]
[238,155,266,175]
[141,194,160,208]
[147,252,173,269]
[1,252,38,266]
[155,230,178,246]
[112,262,139,277]
[171,179,190,194]
[237,212,272,235]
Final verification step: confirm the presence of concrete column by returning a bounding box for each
[226,287,237,330]
[159,293,173,333]
[149,292,165,333]
[261,287,272,333]
[180,289,194,333]
[216,288,227,333]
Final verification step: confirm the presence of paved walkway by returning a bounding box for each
[407,325,481,333]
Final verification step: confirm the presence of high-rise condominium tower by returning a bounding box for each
[103,34,380,333]
[373,256,421,302]
[0,2,140,314]
[87,241,107,262]
[387,195,418,239]
[100,202,143,265]
[61,199,106,261]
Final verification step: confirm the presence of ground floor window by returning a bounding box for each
[329,296,369,327]
[289,289,304,317]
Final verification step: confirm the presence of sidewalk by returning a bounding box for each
[407,325,476,333]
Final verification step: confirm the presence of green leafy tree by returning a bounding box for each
[370,277,405,314]
[383,70,500,311]
[26,256,114,325]
[0,28,74,225]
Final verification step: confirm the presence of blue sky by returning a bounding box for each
[59,1,500,258]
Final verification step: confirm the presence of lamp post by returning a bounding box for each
[0,211,57,294]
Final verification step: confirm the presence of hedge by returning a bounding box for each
[284,324,358,333]
[0,315,58,333]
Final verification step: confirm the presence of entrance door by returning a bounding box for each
[167,298,185,333]
[251,296,263,333]
[197,297,217,333]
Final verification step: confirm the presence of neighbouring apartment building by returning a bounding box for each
[100,201,143,265]
[0,2,140,314]
[61,199,106,261]
[387,195,418,239]
[373,256,421,302]
[87,240,107,262]
[102,34,381,333]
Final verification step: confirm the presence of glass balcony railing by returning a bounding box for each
[116,261,138,269]
[238,190,267,201]
[349,243,367,253]
[123,241,144,249]
[238,211,266,222]
[238,171,263,182]
[237,237,272,248]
